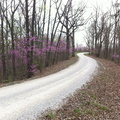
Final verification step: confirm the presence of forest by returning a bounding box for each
[0,0,85,82]
[0,0,120,83]
[85,2,120,63]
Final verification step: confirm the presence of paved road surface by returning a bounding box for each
[0,53,98,120]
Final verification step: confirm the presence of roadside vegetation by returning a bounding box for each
[0,0,86,83]
[0,54,79,87]
[85,1,120,65]
[38,56,120,120]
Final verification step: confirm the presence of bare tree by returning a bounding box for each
[25,0,32,78]
[0,1,7,80]
[1,0,20,80]
[58,0,86,59]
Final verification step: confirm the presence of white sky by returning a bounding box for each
[74,0,118,46]
[5,0,118,46]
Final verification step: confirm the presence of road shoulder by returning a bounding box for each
[38,56,120,120]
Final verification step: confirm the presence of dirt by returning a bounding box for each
[38,56,120,120]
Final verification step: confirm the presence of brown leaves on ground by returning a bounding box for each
[39,56,120,120]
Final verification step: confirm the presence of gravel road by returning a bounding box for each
[0,53,98,120]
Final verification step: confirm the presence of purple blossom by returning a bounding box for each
[112,54,120,58]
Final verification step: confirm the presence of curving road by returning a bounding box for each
[0,53,98,120]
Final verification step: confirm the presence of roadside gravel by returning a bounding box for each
[38,56,120,120]
[0,53,98,120]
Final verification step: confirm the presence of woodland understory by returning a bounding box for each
[38,56,120,120]
[0,0,86,83]
[0,0,120,83]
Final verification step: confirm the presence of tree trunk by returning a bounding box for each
[31,0,36,76]
[45,0,52,67]
[72,28,75,57]
[25,0,32,78]
[66,17,70,60]
[11,15,16,80]
[0,2,7,81]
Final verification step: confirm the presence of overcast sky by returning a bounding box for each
[74,0,118,46]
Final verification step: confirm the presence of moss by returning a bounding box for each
[47,112,54,120]
[92,102,109,111]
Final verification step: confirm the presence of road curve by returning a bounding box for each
[0,53,98,120]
